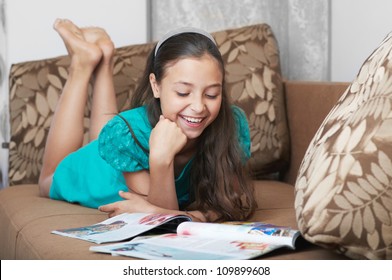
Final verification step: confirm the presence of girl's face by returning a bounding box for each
[150,54,223,140]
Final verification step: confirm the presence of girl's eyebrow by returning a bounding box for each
[174,81,222,89]
[174,81,192,86]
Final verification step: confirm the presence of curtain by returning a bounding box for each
[150,0,330,81]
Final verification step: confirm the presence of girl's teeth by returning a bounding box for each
[183,116,202,123]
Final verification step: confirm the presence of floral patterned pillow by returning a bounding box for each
[213,24,289,178]
[295,32,392,259]
[8,23,289,185]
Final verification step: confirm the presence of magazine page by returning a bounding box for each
[89,233,286,260]
[52,213,191,244]
[176,221,300,248]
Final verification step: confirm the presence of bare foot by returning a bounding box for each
[53,18,102,72]
[82,27,115,66]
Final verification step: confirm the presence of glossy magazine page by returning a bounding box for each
[177,221,299,247]
[51,213,191,244]
[89,221,300,259]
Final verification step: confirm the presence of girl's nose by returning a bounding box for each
[190,98,205,113]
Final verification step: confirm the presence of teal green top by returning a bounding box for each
[49,105,251,209]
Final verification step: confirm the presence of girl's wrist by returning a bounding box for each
[149,151,175,167]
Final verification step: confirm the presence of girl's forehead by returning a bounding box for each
[164,54,222,74]
[162,56,223,84]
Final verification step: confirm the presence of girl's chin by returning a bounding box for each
[182,130,203,140]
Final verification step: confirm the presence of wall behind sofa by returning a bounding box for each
[331,0,392,82]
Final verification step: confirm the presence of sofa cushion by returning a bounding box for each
[295,32,392,259]
[213,24,289,178]
[8,23,289,185]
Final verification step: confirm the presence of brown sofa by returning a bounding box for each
[0,81,350,260]
[0,23,350,259]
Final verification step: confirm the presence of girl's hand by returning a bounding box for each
[98,191,157,218]
[149,115,187,160]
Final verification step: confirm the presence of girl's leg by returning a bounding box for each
[38,19,103,197]
[82,28,118,140]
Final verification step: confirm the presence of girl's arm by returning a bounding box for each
[147,153,178,209]
[122,159,178,210]
[99,191,212,222]
[147,116,187,209]
[122,115,187,211]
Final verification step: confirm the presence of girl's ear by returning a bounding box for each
[149,73,160,98]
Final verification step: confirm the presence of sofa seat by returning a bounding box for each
[0,181,345,260]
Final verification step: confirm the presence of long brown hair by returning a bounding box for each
[129,32,256,222]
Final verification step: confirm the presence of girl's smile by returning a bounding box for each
[180,114,205,127]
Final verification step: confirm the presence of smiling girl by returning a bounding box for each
[38,19,256,222]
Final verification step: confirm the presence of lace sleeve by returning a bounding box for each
[98,115,149,172]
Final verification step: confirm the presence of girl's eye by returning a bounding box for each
[177,92,190,97]
[205,93,219,99]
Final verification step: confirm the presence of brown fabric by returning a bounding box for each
[295,33,392,260]
[8,23,289,185]
[16,214,123,260]
[213,24,289,177]
[0,184,104,259]
[0,183,345,260]
[253,180,295,210]
[282,81,349,185]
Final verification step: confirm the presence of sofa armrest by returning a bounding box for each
[282,80,350,185]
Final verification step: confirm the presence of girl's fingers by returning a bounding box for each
[118,190,133,200]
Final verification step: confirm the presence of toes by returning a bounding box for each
[54,18,84,42]
[53,18,70,30]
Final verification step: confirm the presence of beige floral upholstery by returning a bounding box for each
[8,23,289,185]
[214,24,289,178]
[295,32,392,259]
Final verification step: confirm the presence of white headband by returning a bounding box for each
[154,27,217,56]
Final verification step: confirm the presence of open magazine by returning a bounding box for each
[52,213,301,260]
[51,213,191,244]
